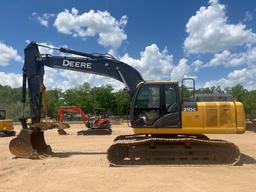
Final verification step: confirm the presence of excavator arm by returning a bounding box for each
[57,106,89,125]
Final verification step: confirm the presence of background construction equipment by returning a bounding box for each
[57,106,111,135]
[0,109,15,137]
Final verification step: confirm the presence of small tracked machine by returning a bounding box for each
[57,106,111,135]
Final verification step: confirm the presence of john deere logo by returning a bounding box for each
[63,59,92,69]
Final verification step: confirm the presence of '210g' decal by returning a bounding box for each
[182,103,198,112]
[183,107,197,112]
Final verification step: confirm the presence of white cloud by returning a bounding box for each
[120,44,173,80]
[245,46,256,66]
[199,46,256,69]
[53,8,127,49]
[209,50,247,67]
[204,67,256,90]
[192,59,204,72]
[208,50,231,67]
[209,0,218,4]
[170,58,192,81]
[204,44,256,90]
[0,72,22,87]
[31,12,55,27]
[184,0,256,54]
[183,0,256,89]
[243,11,253,23]
[0,43,22,66]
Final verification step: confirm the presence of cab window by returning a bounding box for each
[135,85,160,108]
[0,110,6,120]
[133,85,160,126]
[164,85,177,113]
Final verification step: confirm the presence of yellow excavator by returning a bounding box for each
[0,109,15,137]
[9,42,246,165]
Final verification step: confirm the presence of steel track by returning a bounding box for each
[107,135,240,166]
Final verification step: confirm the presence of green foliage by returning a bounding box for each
[196,86,224,94]
[180,86,192,98]
[0,85,28,119]
[113,90,130,115]
[47,83,130,117]
[226,85,248,101]
[62,83,93,113]
[225,85,256,118]
[93,86,116,113]
[44,89,63,118]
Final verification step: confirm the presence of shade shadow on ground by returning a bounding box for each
[238,153,256,165]
[51,151,107,158]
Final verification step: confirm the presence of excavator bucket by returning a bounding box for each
[9,128,52,159]
[9,119,69,159]
[58,129,68,135]
[57,123,70,135]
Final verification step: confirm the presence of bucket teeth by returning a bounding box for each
[58,129,68,135]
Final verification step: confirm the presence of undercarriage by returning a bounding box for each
[0,130,16,137]
[107,134,240,166]
[77,128,112,135]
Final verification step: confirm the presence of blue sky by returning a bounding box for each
[1,0,256,90]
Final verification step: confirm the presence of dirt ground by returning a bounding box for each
[0,124,256,192]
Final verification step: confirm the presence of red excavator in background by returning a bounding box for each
[57,106,111,135]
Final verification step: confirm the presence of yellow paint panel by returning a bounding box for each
[235,102,246,133]
[0,119,14,131]
[182,103,204,128]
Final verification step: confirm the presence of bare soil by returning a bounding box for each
[0,124,256,192]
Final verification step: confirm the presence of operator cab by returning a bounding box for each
[131,81,181,128]
[131,78,196,128]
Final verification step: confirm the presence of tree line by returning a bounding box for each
[0,83,130,120]
[0,83,255,120]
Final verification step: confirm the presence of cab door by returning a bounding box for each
[159,84,181,127]
[131,83,181,128]
[132,84,161,127]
